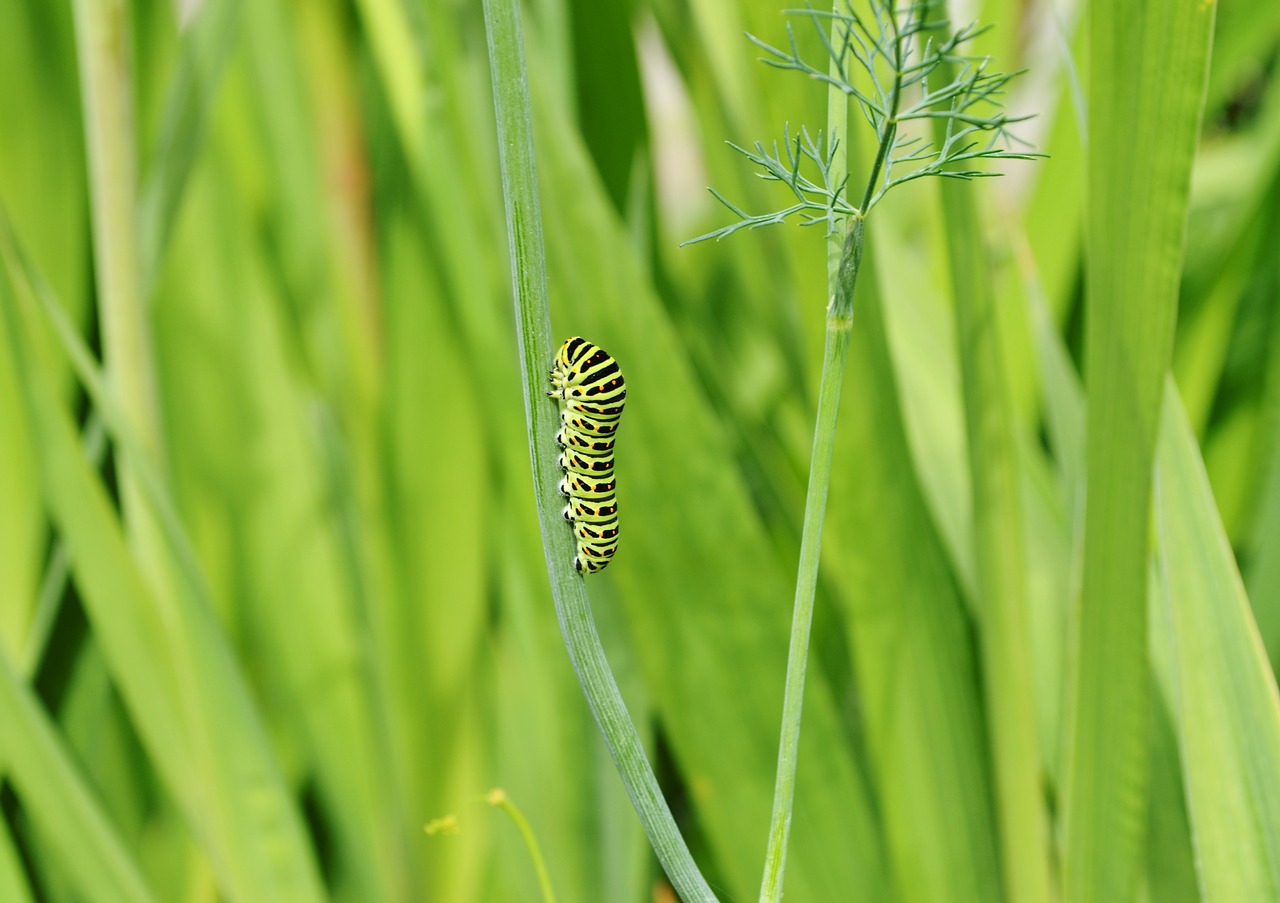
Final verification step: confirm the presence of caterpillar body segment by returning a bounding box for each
[559,408,619,437]
[556,472,617,500]
[555,424,616,455]
[548,336,625,573]
[557,449,615,477]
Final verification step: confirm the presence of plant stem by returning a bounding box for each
[759,215,863,903]
[481,0,717,899]
[72,0,161,485]
[859,3,905,214]
[486,789,558,903]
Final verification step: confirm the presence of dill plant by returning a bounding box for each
[686,2,1038,900]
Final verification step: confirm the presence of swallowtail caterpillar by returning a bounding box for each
[547,337,625,573]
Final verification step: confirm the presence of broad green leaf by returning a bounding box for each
[1023,221,1201,903]
[379,206,491,901]
[567,0,648,212]
[1144,683,1200,903]
[872,195,976,603]
[1155,382,1280,900]
[1062,2,1215,900]
[1205,0,1280,113]
[0,286,40,661]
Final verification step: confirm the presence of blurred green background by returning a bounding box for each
[1,0,1279,901]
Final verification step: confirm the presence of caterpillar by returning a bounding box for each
[547,336,625,573]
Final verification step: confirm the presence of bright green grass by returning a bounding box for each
[2,1,1280,902]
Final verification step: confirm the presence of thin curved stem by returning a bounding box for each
[486,789,558,903]
[482,0,718,899]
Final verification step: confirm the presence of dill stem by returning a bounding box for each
[759,215,863,903]
[859,7,905,214]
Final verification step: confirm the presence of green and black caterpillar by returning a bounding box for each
[547,336,625,573]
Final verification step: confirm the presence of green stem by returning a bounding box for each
[72,0,160,475]
[481,1,717,899]
[486,789,558,903]
[759,216,863,903]
[859,3,905,214]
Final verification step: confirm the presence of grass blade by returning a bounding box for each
[1246,253,1280,663]
[0,649,157,903]
[0,210,327,903]
[482,0,717,898]
[940,174,1052,903]
[136,0,241,293]
[1155,382,1280,900]
[71,0,159,471]
[829,224,1002,903]
[1062,2,1215,900]
[0,813,33,903]
[0,0,87,656]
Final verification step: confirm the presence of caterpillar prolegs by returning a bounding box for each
[546,336,625,573]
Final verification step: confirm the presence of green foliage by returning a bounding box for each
[1,0,1279,902]
[1063,3,1215,901]
[687,0,1039,243]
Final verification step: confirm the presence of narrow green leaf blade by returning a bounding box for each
[0,0,87,658]
[0,214,328,903]
[0,650,157,903]
[137,0,242,293]
[0,820,33,903]
[829,229,1002,903]
[940,175,1052,903]
[1155,382,1280,900]
[1063,2,1216,900]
